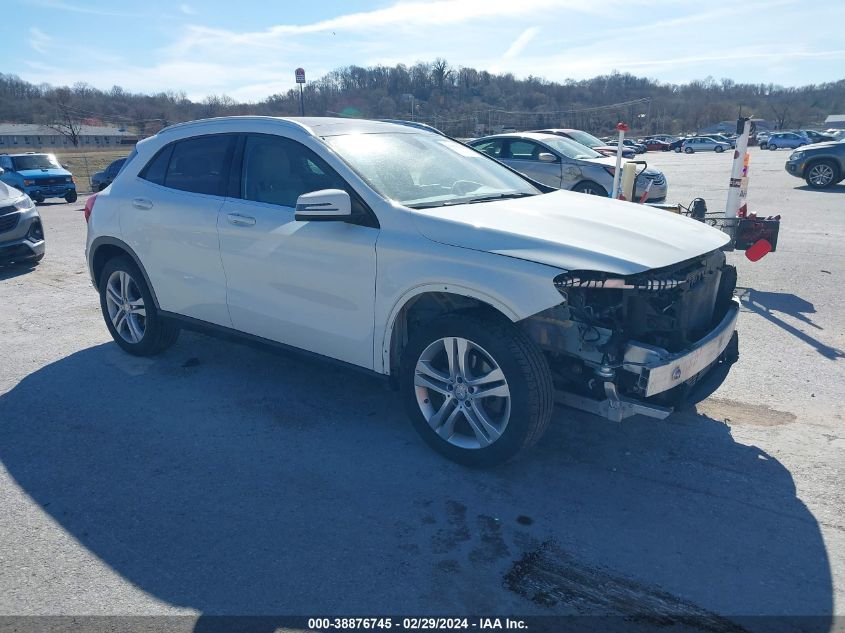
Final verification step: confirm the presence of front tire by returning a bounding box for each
[714,145,724,153]
[65,191,78,203]
[400,313,553,467]
[805,160,839,189]
[98,256,179,356]
[769,144,778,150]
[572,181,609,197]
[684,147,694,154]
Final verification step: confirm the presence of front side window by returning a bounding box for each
[507,140,543,161]
[241,134,350,208]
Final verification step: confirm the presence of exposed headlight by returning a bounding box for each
[790,151,804,161]
[15,196,34,210]
[66,176,74,183]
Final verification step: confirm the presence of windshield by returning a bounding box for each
[324,132,540,208]
[540,137,603,160]
[11,154,61,171]
[564,130,606,149]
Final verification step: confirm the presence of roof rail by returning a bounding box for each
[158,116,314,136]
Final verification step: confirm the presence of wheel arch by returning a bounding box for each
[382,286,522,386]
[89,237,160,309]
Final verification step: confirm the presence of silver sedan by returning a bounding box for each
[468,132,668,201]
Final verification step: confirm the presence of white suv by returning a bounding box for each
[85,117,739,467]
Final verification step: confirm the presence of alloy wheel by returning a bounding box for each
[413,337,511,450]
[105,270,146,344]
[808,164,835,187]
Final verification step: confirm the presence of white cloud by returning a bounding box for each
[29,27,52,55]
[503,27,539,59]
[179,3,196,14]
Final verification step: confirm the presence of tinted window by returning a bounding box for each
[141,145,173,186]
[165,135,234,196]
[472,139,503,158]
[241,134,350,208]
[507,140,542,160]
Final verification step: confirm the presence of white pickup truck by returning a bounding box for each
[85,117,739,467]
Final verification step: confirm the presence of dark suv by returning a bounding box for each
[91,157,127,191]
[785,139,845,189]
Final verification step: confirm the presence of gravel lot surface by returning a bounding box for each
[1,147,843,631]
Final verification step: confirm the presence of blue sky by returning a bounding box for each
[3,0,845,102]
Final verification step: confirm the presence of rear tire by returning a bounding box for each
[98,256,180,356]
[400,313,553,467]
[572,181,609,197]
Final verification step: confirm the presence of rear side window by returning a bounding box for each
[140,135,234,196]
[166,135,234,195]
[141,145,172,186]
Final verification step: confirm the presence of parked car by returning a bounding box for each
[533,128,636,158]
[0,152,77,204]
[641,138,671,151]
[767,132,808,150]
[0,177,45,265]
[469,132,668,201]
[669,137,689,152]
[85,116,736,466]
[91,157,128,192]
[756,131,771,149]
[623,139,647,154]
[681,138,731,153]
[800,130,836,144]
[698,134,736,149]
[784,138,845,189]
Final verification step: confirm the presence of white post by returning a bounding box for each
[725,119,752,219]
[611,122,628,199]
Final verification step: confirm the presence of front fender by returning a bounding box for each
[374,235,564,375]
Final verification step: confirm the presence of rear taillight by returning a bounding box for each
[83,193,98,223]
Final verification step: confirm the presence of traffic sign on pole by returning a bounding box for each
[295,68,305,84]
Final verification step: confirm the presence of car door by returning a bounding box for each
[501,139,562,187]
[120,133,235,327]
[217,133,379,369]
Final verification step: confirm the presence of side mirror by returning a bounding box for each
[538,152,558,163]
[295,189,352,222]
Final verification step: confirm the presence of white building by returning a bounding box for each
[0,123,136,150]
[824,114,845,130]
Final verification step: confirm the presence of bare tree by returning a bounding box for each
[44,88,82,147]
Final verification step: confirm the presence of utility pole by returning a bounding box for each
[295,68,306,116]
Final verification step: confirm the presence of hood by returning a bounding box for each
[0,181,24,205]
[16,168,72,179]
[799,140,843,151]
[411,190,729,275]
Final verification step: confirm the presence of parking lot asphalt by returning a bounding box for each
[1,148,843,630]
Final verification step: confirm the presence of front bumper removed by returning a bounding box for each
[556,299,740,421]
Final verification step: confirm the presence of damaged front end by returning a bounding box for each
[523,250,740,421]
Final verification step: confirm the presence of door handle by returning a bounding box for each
[132,197,153,210]
[227,213,256,226]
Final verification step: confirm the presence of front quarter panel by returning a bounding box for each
[375,220,564,375]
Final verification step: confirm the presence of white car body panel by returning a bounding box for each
[86,116,729,378]
[218,196,378,368]
[410,189,729,275]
